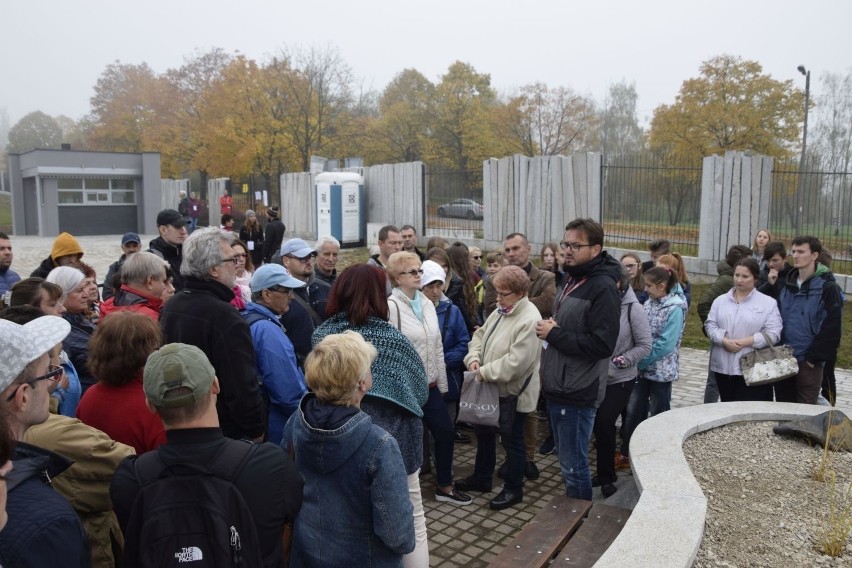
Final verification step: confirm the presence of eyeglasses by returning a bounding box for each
[269,286,293,295]
[220,257,239,265]
[400,269,424,277]
[6,365,63,402]
[232,253,247,260]
[286,255,314,263]
[495,290,516,299]
[472,256,482,260]
[560,241,596,252]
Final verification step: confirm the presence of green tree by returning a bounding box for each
[599,81,644,156]
[430,61,508,172]
[7,111,63,152]
[649,55,803,161]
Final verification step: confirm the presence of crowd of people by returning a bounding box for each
[0,210,845,566]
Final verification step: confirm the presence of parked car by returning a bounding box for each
[436,198,484,220]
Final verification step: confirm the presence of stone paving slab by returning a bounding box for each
[5,236,850,568]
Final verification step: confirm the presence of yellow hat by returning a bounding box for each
[51,232,84,262]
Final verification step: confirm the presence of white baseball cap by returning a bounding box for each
[0,316,71,392]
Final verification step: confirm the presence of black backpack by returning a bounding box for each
[124,440,263,567]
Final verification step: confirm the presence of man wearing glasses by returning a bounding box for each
[535,218,621,501]
[161,228,266,442]
[242,264,308,444]
[0,315,91,566]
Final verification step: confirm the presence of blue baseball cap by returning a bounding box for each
[250,264,306,293]
[121,232,141,246]
[280,238,316,259]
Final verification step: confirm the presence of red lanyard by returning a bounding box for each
[555,276,587,317]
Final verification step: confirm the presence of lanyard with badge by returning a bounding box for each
[542,276,587,349]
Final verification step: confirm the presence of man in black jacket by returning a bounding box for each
[149,209,188,290]
[110,343,303,568]
[160,227,266,441]
[535,218,621,501]
[262,206,286,265]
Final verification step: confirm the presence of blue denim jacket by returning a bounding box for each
[282,395,415,567]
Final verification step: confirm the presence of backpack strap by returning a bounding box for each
[133,439,255,487]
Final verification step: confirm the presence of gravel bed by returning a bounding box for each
[684,421,852,567]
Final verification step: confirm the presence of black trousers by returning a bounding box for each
[715,372,773,402]
[593,380,635,484]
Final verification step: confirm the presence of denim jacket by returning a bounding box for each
[282,394,415,567]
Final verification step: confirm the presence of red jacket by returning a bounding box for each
[100,285,163,321]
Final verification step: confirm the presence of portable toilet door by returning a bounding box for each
[315,172,364,247]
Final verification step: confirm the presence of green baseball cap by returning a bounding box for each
[144,343,215,408]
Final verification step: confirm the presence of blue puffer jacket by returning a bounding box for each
[0,443,90,567]
[283,394,415,567]
[776,264,844,364]
[434,296,470,402]
[638,290,687,382]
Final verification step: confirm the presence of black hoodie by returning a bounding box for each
[540,251,622,408]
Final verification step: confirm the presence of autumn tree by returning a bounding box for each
[275,45,355,172]
[502,82,598,156]
[370,68,435,163]
[83,61,164,153]
[648,55,803,162]
[7,111,63,152]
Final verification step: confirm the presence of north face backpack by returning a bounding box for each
[124,440,263,567]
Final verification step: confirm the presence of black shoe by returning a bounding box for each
[525,461,540,480]
[454,430,471,444]
[455,477,493,493]
[496,461,507,479]
[457,421,474,431]
[489,489,523,510]
[435,486,473,506]
[601,483,617,498]
[591,476,601,487]
[538,438,556,455]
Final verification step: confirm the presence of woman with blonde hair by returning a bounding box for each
[386,251,471,507]
[283,331,415,567]
[751,229,772,272]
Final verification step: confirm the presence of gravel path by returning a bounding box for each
[685,421,852,567]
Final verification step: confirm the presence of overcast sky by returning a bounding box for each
[2,0,849,127]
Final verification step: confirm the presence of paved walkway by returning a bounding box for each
[5,235,850,567]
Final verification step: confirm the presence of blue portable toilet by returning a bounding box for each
[315,172,365,247]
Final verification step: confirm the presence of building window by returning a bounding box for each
[55,178,136,205]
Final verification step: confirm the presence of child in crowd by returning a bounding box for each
[220,214,235,231]
[621,266,687,456]
[655,252,691,307]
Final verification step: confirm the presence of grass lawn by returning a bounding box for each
[0,193,11,232]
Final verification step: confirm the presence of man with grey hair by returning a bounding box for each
[101,251,172,320]
[314,235,340,286]
[160,227,266,441]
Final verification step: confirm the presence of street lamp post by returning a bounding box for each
[795,65,811,233]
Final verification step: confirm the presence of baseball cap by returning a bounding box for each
[280,238,316,259]
[421,260,447,287]
[0,316,71,392]
[144,343,215,408]
[250,264,306,293]
[122,232,141,246]
[156,209,187,228]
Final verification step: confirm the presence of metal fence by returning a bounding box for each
[601,153,703,255]
[770,156,852,260]
[424,168,484,236]
[217,175,281,228]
